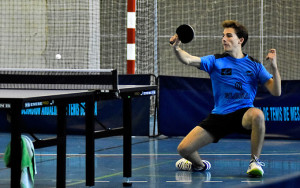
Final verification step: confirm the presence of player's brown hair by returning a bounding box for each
[222,20,248,47]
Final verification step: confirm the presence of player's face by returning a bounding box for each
[222,28,242,52]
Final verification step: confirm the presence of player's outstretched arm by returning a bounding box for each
[264,49,281,96]
[170,34,201,68]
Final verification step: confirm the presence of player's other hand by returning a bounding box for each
[266,49,278,68]
[170,34,181,46]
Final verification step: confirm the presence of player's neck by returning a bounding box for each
[227,49,244,59]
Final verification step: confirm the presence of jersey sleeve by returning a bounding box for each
[257,64,273,84]
[200,55,215,74]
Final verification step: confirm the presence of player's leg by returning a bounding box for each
[176,126,214,170]
[242,107,265,176]
[242,107,265,158]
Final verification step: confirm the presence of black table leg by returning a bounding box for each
[86,99,95,186]
[123,96,132,186]
[57,103,67,188]
[10,103,22,188]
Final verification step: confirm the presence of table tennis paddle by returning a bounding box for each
[171,24,194,44]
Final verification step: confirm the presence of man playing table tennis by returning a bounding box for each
[170,20,281,177]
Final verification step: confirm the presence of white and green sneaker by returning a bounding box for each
[247,156,265,177]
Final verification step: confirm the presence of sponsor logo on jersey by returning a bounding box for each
[221,68,232,75]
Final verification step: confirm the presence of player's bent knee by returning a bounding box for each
[252,109,265,124]
[177,144,190,158]
[251,109,265,131]
[177,144,185,156]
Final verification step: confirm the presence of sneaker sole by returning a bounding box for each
[247,169,263,177]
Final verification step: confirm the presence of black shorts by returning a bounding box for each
[198,107,252,143]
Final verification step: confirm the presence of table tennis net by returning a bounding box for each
[0,69,118,90]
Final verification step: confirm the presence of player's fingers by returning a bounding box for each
[269,49,276,53]
[170,34,178,45]
[266,49,276,60]
[266,53,273,60]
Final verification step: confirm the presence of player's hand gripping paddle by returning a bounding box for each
[170,24,194,45]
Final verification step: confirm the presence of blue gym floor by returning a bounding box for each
[1,133,300,187]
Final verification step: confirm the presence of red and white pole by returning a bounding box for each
[127,0,136,74]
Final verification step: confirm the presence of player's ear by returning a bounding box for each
[239,37,244,46]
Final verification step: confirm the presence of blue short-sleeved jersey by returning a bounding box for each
[200,53,272,114]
